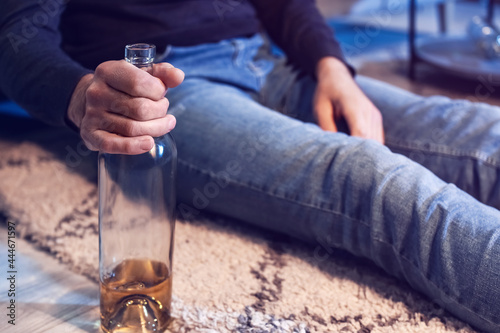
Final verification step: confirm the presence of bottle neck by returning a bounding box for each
[126,61,153,74]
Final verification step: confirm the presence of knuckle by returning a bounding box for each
[94,65,104,77]
[82,130,106,152]
[84,141,97,151]
[151,82,166,99]
[359,130,369,138]
[134,100,150,120]
[94,62,110,78]
[152,100,168,118]
[85,85,101,104]
[80,135,96,151]
[84,106,97,119]
[123,120,138,136]
[129,75,150,95]
[144,78,164,99]
[113,100,132,117]
[122,140,135,155]
[80,131,93,148]
[352,125,368,138]
[99,138,115,153]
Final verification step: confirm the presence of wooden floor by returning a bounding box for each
[0,223,100,332]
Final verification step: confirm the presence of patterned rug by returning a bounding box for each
[0,115,478,333]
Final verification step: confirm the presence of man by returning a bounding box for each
[1,1,499,332]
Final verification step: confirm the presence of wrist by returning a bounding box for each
[316,57,351,80]
[67,73,93,130]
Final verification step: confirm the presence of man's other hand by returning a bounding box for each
[67,60,184,155]
[313,57,384,144]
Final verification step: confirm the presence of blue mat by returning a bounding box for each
[0,100,30,118]
[329,20,408,57]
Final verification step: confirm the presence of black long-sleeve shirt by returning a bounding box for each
[0,0,349,127]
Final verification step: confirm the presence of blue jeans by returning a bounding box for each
[163,34,500,332]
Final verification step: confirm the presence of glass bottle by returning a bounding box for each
[98,44,177,333]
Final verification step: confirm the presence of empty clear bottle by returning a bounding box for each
[98,44,177,333]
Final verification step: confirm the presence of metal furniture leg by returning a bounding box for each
[438,2,447,34]
[409,0,417,80]
[487,0,494,25]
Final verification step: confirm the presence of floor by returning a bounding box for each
[0,223,99,332]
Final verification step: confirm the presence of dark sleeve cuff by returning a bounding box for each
[44,66,94,128]
[298,31,356,79]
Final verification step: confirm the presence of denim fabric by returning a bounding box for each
[163,34,500,332]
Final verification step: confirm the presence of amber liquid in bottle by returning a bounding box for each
[100,259,173,333]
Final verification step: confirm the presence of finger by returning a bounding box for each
[110,96,170,121]
[376,122,385,145]
[349,110,384,144]
[314,94,338,132]
[370,108,385,144]
[86,83,170,121]
[153,63,185,89]
[99,113,176,138]
[96,60,166,100]
[89,130,155,155]
[350,122,373,141]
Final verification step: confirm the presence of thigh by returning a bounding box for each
[357,75,500,209]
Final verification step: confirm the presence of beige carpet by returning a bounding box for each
[0,118,478,332]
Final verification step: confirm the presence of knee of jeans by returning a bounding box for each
[337,139,404,178]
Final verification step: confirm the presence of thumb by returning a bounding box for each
[314,93,338,133]
[153,62,185,89]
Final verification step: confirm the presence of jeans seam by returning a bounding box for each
[386,138,500,168]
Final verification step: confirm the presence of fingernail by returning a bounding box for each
[167,116,176,131]
[140,138,153,151]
